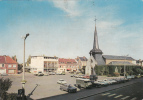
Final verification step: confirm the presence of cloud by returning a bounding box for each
[50,0,81,17]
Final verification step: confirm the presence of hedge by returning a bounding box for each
[94,65,142,76]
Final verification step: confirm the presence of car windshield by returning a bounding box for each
[68,85,72,88]
[60,80,64,81]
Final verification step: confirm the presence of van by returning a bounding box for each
[75,78,92,88]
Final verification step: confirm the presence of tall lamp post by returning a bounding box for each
[21,33,29,99]
[124,54,129,78]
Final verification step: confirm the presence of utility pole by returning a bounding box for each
[21,33,30,100]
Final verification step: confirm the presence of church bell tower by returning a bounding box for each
[89,19,105,65]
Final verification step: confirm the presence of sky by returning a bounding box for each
[0,0,143,63]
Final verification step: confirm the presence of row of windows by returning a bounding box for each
[60,66,77,68]
[8,64,17,68]
[0,64,4,67]
[0,64,16,68]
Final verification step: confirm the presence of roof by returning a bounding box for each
[108,61,135,65]
[79,57,88,61]
[0,56,17,64]
[103,55,135,60]
[59,58,77,64]
[31,56,58,59]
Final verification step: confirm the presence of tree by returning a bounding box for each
[27,55,31,66]
[0,78,12,99]
[11,55,17,62]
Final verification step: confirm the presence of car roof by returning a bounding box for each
[76,78,90,81]
[59,79,64,80]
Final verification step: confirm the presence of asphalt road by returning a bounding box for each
[39,78,143,100]
[79,81,143,100]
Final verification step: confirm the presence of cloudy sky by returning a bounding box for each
[0,0,143,63]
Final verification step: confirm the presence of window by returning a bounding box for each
[13,64,16,68]
[8,65,12,68]
[0,64,4,67]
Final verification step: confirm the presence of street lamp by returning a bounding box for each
[21,33,30,99]
[124,54,129,78]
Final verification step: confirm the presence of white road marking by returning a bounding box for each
[114,95,123,98]
[101,93,110,96]
[130,97,137,100]
[108,94,116,97]
[121,96,130,100]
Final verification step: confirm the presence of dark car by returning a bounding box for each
[60,84,77,93]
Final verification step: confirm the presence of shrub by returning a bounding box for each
[113,72,120,77]
[107,74,112,77]
[0,78,12,100]
[7,93,17,100]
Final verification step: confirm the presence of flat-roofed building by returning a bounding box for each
[30,56,58,73]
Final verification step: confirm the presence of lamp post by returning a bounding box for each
[124,54,129,78]
[21,33,29,99]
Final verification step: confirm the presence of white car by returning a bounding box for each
[57,79,67,84]
[103,79,112,84]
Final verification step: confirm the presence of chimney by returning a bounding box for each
[14,56,17,62]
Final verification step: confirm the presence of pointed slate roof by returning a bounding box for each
[90,23,103,54]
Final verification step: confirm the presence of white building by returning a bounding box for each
[30,56,58,73]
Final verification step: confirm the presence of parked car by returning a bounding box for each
[49,72,56,75]
[103,79,112,85]
[43,72,49,76]
[94,80,108,86]
[1,73,8,76]
[57,79,67,84]
[61,71,65,75]
[83,75,90,79]
[37,72,44,76]
[71,74,75,77]
[78,75,85,78]
[60,84,77,93]
[108,79,117,84]
[56,72,62,75]
[75,78,92,88]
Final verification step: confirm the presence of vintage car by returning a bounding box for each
[94,80,108,86]
[37,72,44,76]
[60,84,77,93]
[57,79,67,84]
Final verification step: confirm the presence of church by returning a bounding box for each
[85,20,136,75]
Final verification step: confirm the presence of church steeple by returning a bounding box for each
[90,18,103,55]
[93,19,99,50]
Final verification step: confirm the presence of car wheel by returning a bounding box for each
[78,85,81,88]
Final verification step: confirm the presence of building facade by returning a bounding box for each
[30,56,58,73]
[57,58,78,73]
[0,55,18,74]
[136,59,143,66]
[76,56,88,73]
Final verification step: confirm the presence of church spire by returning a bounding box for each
[90,18,103,55]
[93,18,99,50]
